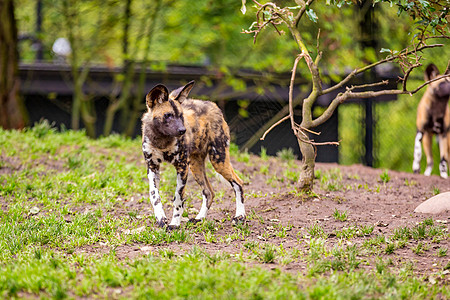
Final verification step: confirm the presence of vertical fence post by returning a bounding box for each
[363,98,374,167]
[358,0,378,167]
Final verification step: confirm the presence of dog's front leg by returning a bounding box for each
[169,167,188,229]
[412,131,423,174]
[147,166,167,227]
[438,134,449,178]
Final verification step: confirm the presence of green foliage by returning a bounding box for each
[17,0,443,73]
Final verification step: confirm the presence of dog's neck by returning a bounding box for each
[148,126,178,150]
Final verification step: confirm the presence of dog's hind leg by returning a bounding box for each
[423,132,434,176]
[438,133,449,178]
[189,154,215,222]
[209,145,245,224]
[412,131,423,174]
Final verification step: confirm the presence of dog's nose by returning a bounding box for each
[178,128,186,135]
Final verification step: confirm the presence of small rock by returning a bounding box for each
[140,246,152,255]
[29,206,40,215]
[414,192,450,214]
[375,221,388,227]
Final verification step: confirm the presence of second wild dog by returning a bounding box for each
[412,63,450,178]
[141,81,245,228]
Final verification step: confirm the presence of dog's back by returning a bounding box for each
[179,99,230,157]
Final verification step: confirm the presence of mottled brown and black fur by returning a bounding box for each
[412,64,450,178]
[141,81,244,228]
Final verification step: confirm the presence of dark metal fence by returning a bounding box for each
[19,63,401,165]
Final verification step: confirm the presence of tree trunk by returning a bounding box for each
[297,137,315,191]
[0,0,27,129]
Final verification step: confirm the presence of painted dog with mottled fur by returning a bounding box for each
[141,81,245,228]
[412,64,450,178]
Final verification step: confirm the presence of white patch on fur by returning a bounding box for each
[196,194,208,220]
[148,170,166,221]
[412,132,423,173]
[142,137,152,155]
[142,143,151,156]
[232,182,245,218]
[169,174,185,226]
[439,161,448,179]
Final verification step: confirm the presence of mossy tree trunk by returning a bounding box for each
[0,0,27,129]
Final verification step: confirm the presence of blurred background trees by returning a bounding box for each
[4,0,450,173]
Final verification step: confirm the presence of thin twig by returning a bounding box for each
[346,80,389,92]
[408,73,450,95]
[260,115,290,140]
[295,134,340,146]
[401,63,421,91]
[300,126,320,136]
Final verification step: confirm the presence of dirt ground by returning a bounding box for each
[90,156,450,278]
[4,143,448,277]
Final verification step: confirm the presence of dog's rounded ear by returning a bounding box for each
[171,80,195,104]
[146,84,169,109]
[425,64,440,81]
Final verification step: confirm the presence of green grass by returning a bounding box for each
[315,168,343,191]
[0,124,449,299]
[379,169,390,183]
[332,208,348,222]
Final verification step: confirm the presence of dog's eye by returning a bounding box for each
[164,113,173,120]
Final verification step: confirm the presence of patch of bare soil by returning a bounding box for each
[89,156,450,279]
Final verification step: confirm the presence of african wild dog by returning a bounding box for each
[141,81,245,228]
[412,63,450,178]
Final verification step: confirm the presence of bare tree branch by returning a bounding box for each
[311,72,450,128]
[320,43,444,96]
[289,54,304,132]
